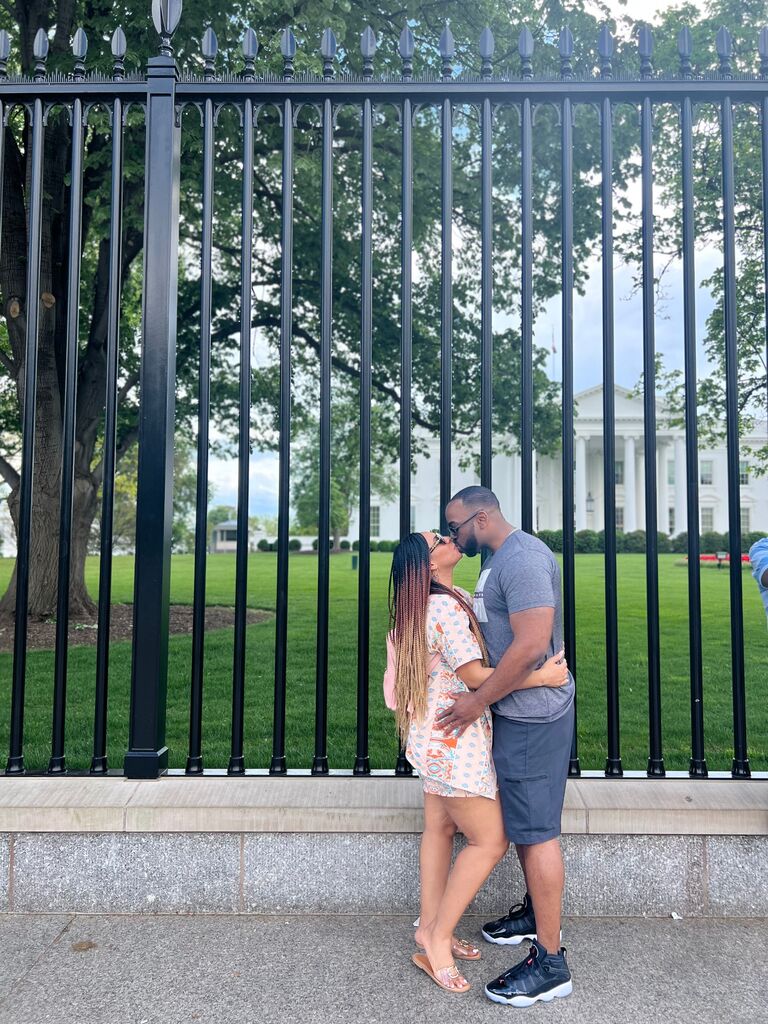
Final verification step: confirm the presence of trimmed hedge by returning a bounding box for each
[288,538,302,551]
[257,538,270,552]
[340,539,351,550]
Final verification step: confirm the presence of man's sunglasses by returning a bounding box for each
[446,510,481,539]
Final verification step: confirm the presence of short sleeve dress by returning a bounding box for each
[406,587,497,800]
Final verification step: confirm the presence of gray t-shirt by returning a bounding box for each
[473,529,575,723]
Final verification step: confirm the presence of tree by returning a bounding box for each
[0,0,641,623]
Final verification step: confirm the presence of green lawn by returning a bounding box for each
[0,553,765,773]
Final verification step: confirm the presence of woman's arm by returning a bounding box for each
[456,650,568,691]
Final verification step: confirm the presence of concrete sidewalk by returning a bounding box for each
[0,914,764,1024]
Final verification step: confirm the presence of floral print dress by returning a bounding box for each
[406,587,497,800]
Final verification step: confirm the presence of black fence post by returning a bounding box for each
[124,9,182,779]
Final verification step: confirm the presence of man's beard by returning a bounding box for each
[459,535,480,558]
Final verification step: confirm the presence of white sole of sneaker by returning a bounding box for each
[484,980,573,1007]
[480,929,561,946]
[481,930,536,945]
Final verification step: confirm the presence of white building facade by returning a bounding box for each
[350,385,768,541]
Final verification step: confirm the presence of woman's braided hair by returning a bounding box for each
[387,533,489,742]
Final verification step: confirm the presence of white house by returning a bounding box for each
[349,384,768,540]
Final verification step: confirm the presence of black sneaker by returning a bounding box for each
[484,939,573,1007]
[481,893,538,945]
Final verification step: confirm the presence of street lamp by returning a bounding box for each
[586,492,594,517]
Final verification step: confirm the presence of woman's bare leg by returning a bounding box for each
[414,793,456,948]
[419,793,508,985]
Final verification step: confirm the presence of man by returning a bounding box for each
[438,485,575,1007]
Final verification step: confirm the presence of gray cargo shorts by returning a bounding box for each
[492,701,574,846]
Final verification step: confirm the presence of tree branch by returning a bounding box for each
[0,452,19,490]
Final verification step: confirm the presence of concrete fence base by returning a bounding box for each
[0,777,765,917]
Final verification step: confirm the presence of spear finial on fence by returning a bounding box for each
[559,26,574,80]
[0,30,9,80]
[71,28,87,81]
[760,26,768,79]
[111,26,127,80]
[241,28,258,81]
[399,25,414,81]
[716,26,733,79]
[321,28,337,79]
[439,24,454,80]
[638,25,654,79]
[598,24,613,80]
[479,27,494,80]
[361,26,376,79]
[677,26,693,79]
[33,27,49,80]
[201,26,217,81]
[151,0,182,58]
[281,27,297,81]
[519,26,534,79]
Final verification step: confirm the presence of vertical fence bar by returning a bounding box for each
[480,95,493,495]
[271,92,294,777]
[395,35,414,776]
[125,51,180,778]
[560,67,579,776]
[91,93,125,774]
[398,95,413,543]
[49,95,86,774]
[763,38,768,440]
[721,90,750,778]
[601,95,622,778]
[312,92,333,776]
[602,88,626,774]
[6,98,45,775]
[679,63,707,776]
[227,94,254,776]
[186,91,215,775]
[354,86,374,776]
[520,96,534,533]
[639,63,665,776]
[439,94,452,531]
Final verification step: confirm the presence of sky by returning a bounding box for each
[208,0,737,519]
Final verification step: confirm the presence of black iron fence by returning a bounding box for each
[2,4,767,779]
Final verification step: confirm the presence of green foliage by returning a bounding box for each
[257,539,271,552]
[289,538,302,551]
[575,529,601,553]
[536,529,563,553]
[340,539,351,551]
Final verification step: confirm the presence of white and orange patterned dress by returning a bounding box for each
[406,587,497,800]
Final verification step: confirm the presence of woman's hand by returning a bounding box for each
[532,649,569,688]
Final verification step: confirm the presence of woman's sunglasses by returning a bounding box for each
[428,532,446,554]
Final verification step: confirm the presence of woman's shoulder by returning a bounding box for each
[427,591,471,621]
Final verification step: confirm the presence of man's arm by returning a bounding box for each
[436,606,553,734]
[472,606,554,707]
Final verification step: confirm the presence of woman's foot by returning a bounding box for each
[415,923,480,961]
[414,925,468,991]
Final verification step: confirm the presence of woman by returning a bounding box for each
[386,530,569,994]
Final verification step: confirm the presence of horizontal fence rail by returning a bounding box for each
[0,7,767,779]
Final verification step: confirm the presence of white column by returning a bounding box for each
[657,441,669,535]
[674,435,687,537]
[531,449,538,531]
[575,436,587,531]
[624,436,637,532]
[512,452,522,526]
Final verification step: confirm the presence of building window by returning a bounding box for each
[614,461,624,486]
[371,506,380,538]
[410,505,416,533]
[615,506,624,531]
[667,461,675,486]
[700,460,713,486]
[668,508,675,536]
[224,530,237,542]
[740,461,750,486]
[701,507,714,532]
[741,507,751,533]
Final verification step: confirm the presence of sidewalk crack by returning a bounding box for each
[0,915,76,1011]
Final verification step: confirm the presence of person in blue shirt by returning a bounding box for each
[749,537,768,623]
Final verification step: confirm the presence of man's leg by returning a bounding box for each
[517,838,564,955]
